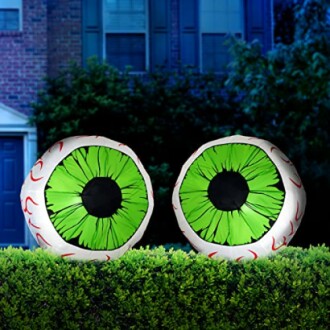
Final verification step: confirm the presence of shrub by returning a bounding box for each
[0,245,329,329]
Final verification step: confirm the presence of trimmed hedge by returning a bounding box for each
[0,245,329,329]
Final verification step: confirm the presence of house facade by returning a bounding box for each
[0,0,273,248]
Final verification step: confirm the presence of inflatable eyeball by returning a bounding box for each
[172,135,306,261]
[21,136,154,261]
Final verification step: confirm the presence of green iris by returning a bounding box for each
[45,146,149,251]
[179,143,285,246]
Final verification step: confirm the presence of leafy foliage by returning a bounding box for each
[274,0,300,44]
[0,246,329,329]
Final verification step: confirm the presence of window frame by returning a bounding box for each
[0,0,22,32]
[102,0,150,73]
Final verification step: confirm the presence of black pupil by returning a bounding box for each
[208,171,249,211]
[81,177,122,218]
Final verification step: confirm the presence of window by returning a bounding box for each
[0,9,19,30]
[200,0,244,72]
[83,0,269,73]
[0,0,22,31]
[103,0,148,72]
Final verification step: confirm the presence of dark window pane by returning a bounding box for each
[106,33,146,71]
[0,9,19,31]
[202,33,241,72]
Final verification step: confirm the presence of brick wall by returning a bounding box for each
[0,0,83,116]
[0,0,47,116]
[47,0,82,78]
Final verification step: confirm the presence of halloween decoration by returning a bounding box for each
[172,135,306,260]
[21,136,154,260]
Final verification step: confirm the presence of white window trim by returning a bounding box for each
[0,0,23,31]
[102,0,150,73]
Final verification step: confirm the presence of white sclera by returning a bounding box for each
[172,135,306,261]
[21,135,154,261]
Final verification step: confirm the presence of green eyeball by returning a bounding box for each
[21,136,154,260]
[172,135,306,260]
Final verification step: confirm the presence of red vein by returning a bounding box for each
[23,196,39,214]
[270,146,291,163]
[28,218,41,229]
[236,250,258,261]
[61,253,75,258]
[248,249,258,260]
[290,178,302,188]
[48,141,64,152]
[29,170,43,182]
[295,201,303,221]
[289,221,295,236]
[208,251,217,258]
[36,233,52,246]
[271,236,287,251]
